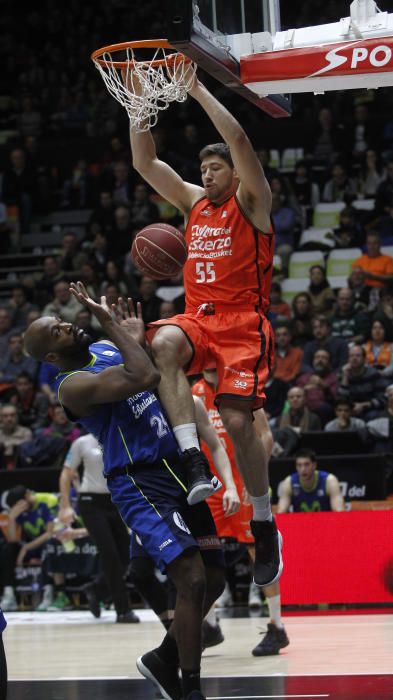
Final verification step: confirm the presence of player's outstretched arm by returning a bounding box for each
[123,71,202,215]
[60,283,161,416]
[189,78,271,231]
[193,396,240,516]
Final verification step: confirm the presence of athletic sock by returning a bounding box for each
[155,632,179,667]
[250,492,272,521]
[173,423,200,452]
[267,594,283,629]
[181,668,201,697]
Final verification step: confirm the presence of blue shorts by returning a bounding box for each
[108,458,224,572]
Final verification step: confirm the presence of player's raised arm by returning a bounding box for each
[188,78,272,232]
[124,71,203,215]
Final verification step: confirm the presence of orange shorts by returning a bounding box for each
[208,491,254,543]
[147,307,274,408]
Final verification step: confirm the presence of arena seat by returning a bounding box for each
[281,277,310,303]
[326,247,363,278]
[312,202,346,228]
[381,246,393,258]
[298,227,335,250]
[288,250,325,278]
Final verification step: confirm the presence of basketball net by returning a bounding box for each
[91,42,197,132]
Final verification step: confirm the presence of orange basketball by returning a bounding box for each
[131,223,188,280]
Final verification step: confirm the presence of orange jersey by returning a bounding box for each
[184,195,274,312]
[192,377,236,468]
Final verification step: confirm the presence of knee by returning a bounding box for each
[176,566,206,604]
[150,330,181,369]
[220,409,249,441]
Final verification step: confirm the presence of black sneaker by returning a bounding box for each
[252,623,290,656]
[202,619,225,650]
[116,610,140,623]
[251,518,283,587]
[83,584,101,619]
[181,448,221,505]
[136,650,182,700]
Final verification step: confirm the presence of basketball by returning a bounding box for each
[131,223,188,280]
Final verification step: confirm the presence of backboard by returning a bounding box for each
[164,0,292,118]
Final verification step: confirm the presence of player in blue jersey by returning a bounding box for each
[23,282,225,700]
[0,606,6,700]
[277,449,345,513]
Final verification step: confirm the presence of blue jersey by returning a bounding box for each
[53,341,181,475]
[0,607,6,633]
[290,470,332,513]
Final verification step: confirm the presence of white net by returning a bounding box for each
[93,46,197,132]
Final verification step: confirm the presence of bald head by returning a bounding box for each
[23,317,54,361]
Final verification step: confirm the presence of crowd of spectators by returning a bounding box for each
[0,0,393,610]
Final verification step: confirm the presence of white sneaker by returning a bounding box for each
[36,584,54,611]
[0,586,18,612]
[215,582,233,609]
[248,581,262,610]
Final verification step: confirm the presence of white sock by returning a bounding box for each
[250,492,272,521]
[4,586,15,598]
[267,594,283,629]
[173,423,200,452]
[204,605,217,627]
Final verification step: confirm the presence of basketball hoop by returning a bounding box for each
[91,39,197,132]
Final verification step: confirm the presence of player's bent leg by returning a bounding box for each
[252,581,289,657]
[151,326,219,504]
[128,555,173,629]
[219,402,283,587]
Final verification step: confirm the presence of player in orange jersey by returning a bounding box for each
[129,71,281,590]
[192,370,289,656]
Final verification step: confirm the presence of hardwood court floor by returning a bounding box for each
[4,609,393,699]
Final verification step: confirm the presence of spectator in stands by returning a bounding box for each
[330,288,370,343]
[322,163,357,203]
[356,149,383,198]
[159,300,176,320]
[307,265,336,314]
[302,315,348,372]
[37,361,59,406]
[57,231,88,278]
[307,107,345,167]
[61,158,97,209]
[276,449,345,513]
[111,204,135,258]
[100,259,130,297]
[0,404,32,470]
[42,279,81,322]
[332,206,361,249]
[0,309,20,359]
[129,182,160,229]
[1,147,37,234]
[107,160,133,205]
[347,268,372,309]
[337,344,387,420]
[73,309,101,343]
[34,256,64,308]
[352,232,393,290]
[291,161,320,210]
[296,348,337,424]
[291,292,314,348]
[0,486,57,612]
[87,190,115,239]
[88,232,111,277]
[325,398,366,432]
[264,367,289,422]
[5,284,38,329]
[138,276,162,326]
[276,386,321,432]
[42,404,81,443]
[9,372,49,432]
[0,333,38,384]
[375,160,393,215]
[363,320,393,378]
[268,282,291,325]
[256,149,280,183]
[347,104,376,163]
[270,192,298,270]
[371,285,393,338]
[0,201,12,255]
[274,323,303,384]
[78,262,102,300]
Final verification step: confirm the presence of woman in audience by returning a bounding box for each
[100,259,130,297]
[356,149,383,199]
[363,320,393,377]
[307,265,336,315]
[291,292,314,347]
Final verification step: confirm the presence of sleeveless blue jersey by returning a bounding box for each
[290,470,332,513]
[53,342,181,475]
[0,607,6,632]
